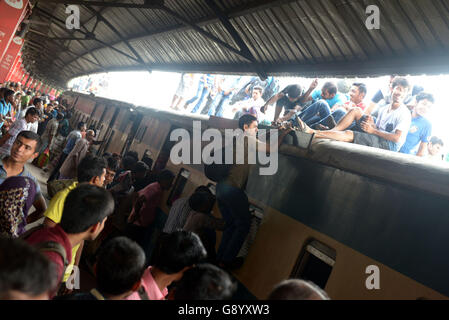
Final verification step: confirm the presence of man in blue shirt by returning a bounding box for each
[0,89,14,130]
[399,92,434,157]
[297,81,347,126]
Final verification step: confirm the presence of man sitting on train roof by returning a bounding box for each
[303,83,368,130]
[399,92,434,157]
[296,77,412,152]
[261,82,311,122]
[292,81,348,125]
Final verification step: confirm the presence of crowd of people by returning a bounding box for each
[0,81,327,300]
[172,74,446,160]
[0,72,446,301]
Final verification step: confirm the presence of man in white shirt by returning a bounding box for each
[297,77,412,152]
[21,98,43,133]
[231,86,265,121]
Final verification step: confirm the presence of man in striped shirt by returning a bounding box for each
[163,185,212,234]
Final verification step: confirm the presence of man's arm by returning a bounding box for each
[416,142,428,157]
[298,79,318,105]
[277,106,302,123]
[43,217,57,228]
[256,127,293,153]
[26,194,47,224]
[360,120,403,143]
[261,92,285,115]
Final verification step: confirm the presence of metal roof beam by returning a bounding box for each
[43,0,163,9]
[83,5,148,67]
[34,6,142,64]
[204,0,266,79]
[159,5,253,63]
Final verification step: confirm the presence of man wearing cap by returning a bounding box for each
[261,79,319,122]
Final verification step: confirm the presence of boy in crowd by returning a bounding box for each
[268,279,330,300]
[400,92,434,156]
[427,136,444,161]
[0,107,40,157]
[56,237,146,300]
[126,170,175,247]
[126,230,207,300]
[26,184,114,297]
[296,78,412,152]
[0,131,47,224]
[163,185,212,234]
[42,155,107,293]
[0,237,57,300]
[169,263,236,300]
[183,191,225,262]
[104,155,119,188]
[232,86,265,120]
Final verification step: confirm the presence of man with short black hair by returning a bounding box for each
[43,155,107,290]
[427,136,444,160]
[0,89,15,130]
[268,279,330,300]
[400,92,434,157]
[0,237,58,300]
[0,107,40,157]
[262,82,312,122]
[126,170,175,250]
[104,156,119,188]
[163,185,212,234]
[26,184,114,297]
[215,114,291,269]
[20,98,43,133]
[170,263,236,300]
[291,81,348,127]
[126,230,207,300]
[0,131,46,224]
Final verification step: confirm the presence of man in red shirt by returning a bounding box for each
[26,184,114,297]
[308,83,367,130]
[126,170,175,248]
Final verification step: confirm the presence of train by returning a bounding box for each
[63,90,449,300]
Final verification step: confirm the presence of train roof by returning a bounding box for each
[23,0,449,88]
[65,91,449,199]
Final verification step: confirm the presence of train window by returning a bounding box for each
[167,169,191,206]
[137,126,147,142]
[290,240,336,289]
[236,204,264,259]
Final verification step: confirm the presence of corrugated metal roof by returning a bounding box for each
[22,0,449,87]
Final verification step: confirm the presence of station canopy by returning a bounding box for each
[22,0,449,87]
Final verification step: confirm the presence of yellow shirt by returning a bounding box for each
[44,181,79,282]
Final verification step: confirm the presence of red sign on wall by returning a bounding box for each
[0,35,23,82]
[0,0,29,62]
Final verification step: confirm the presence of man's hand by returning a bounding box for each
[309,78,319,90]
[360,115,376,134]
